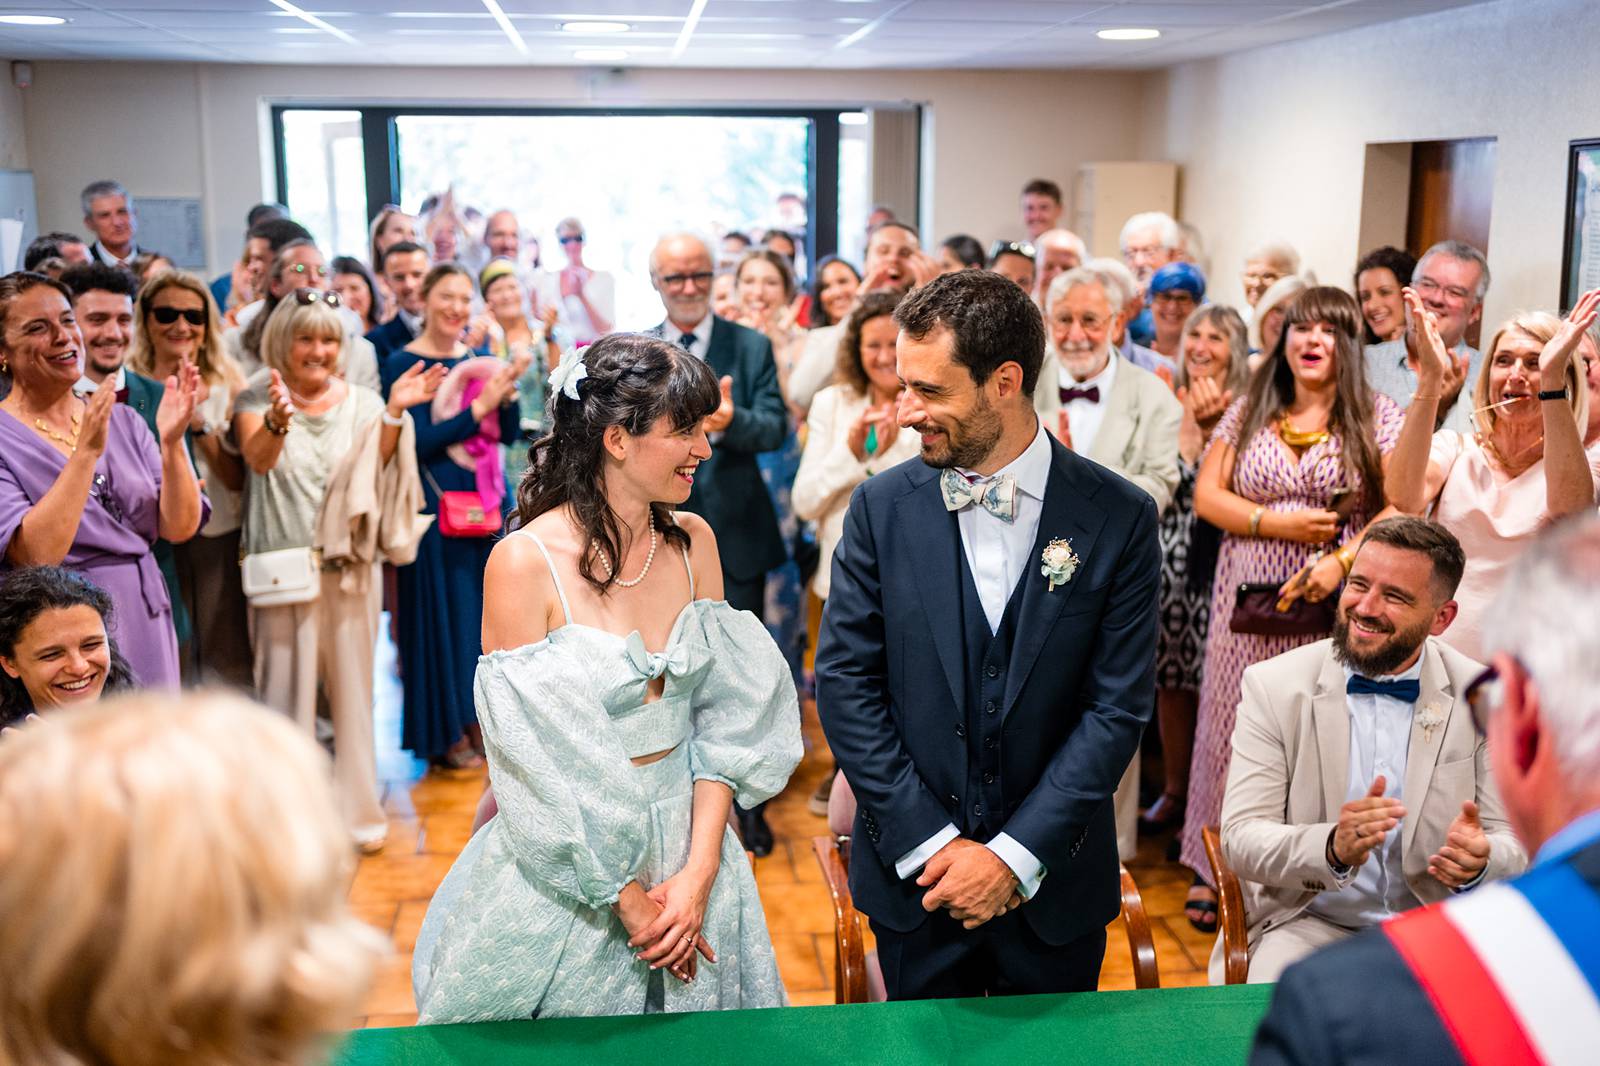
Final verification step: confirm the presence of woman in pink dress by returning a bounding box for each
[1386,288,1600,663]
[1181,287,1404,931]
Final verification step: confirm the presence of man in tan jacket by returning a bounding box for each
[1214,517,1525,983]
[1033,262,1182,861]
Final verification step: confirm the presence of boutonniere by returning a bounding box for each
[1040,538,1080,592]
[1416,704,1446,743]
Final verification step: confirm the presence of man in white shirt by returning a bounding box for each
[817,269,1160,1000]
[1217,517,1525,983]
[80,179,140,268]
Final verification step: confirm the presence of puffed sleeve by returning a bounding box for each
[474,645,649,908]
[684,603,803,809]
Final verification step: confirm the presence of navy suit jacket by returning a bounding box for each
[652,316,788,583]
[815,434,1160,945]
[1251,834,1600,1066]
[365,315,416,363]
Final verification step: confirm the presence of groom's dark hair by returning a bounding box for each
[894,269,1045,395]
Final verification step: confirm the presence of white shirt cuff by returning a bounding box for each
[895,823,959,880]
[986,833,1046,900]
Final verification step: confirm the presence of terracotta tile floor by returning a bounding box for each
[351,623,1212,1025]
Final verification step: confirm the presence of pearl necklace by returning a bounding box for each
[594,510,657,588]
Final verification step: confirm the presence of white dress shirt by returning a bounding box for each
[1305,659,1423,930]
[668,311,713,362]
[895,420,1052,899]
[73,365,126,397]
[1057,352,1118,457]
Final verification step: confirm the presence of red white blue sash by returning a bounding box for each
[1384,866,1600,1065]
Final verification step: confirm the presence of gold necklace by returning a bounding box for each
[1278,412,1329,449]
[34,411,81,451]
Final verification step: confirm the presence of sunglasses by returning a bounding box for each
[989,240,1035,261]
[149,306,206,326]
[560,234,586,245]
[1464,663,1504,737]
[291,289,342,308]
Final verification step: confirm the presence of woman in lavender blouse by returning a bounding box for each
[0,272,203,689]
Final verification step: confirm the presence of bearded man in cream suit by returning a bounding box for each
[1216,518,1525,984]
[1034,263,1181,859]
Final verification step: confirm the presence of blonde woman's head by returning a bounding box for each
[130,269,240,389]
[1474,311,1587,439]
[261,292,346,389]
[0,692,383,1066]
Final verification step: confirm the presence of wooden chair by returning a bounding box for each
[813,833,874,1003]
[815,834,1165,999]
[1201,824,1250,985]
[1117,864,1161,990]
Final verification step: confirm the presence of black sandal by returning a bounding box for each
[1186,875,1218,934]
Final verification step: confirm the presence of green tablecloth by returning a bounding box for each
[335,985,1273,1065]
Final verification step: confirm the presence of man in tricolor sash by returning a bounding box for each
[1253,514,1600,1066]
[1217,517,1525,983]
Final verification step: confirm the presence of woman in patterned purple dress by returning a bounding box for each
[1180,287,1404,931]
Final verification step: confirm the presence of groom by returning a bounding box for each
[816,270,1159,999]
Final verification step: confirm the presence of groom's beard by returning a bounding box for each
[915,390,1003,470]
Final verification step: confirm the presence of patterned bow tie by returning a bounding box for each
[1060,385,1100,404]
[623,631,692,680]
[939,469,1017,523]
[1346,676,1421,703]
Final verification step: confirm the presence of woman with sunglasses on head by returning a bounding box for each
[536,216,614,344]
[235,289,442,852]
[1386,289,1600,663]
[0,271,202,691]
[383,264,528,776]
[129,271,252,690]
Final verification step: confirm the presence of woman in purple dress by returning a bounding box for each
[0,272,202,689]
[1182,287,1403,931]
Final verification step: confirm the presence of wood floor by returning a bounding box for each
[349,631,1212,1025]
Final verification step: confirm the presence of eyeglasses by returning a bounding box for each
[287,262,329,278]
[1464,663,1504,737]
[1243,271,1284,286]
[560,234,586,245]
[1413,276,1475,306]
[658,272,714,290]
[291,289,341,308]
[989,240,1035,261]
[149,306,206,326]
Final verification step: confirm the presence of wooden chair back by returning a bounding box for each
[1201,825,1250,985]
[1117,864,1161,989]
[812,834,871,1004]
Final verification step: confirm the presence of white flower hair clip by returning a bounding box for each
[547,351,588,401]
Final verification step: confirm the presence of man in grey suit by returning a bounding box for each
[648,232,790,853]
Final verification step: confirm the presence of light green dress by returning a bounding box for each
[412,528,802,1023]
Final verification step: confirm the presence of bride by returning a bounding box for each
[412,332,802,1022]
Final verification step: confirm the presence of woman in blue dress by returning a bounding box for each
[381,263,527,772]
[412,332,801,1021]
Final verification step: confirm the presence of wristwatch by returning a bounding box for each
[1539,386,1571,402]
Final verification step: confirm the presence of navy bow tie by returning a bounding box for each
[1346,676,1420,703]
[1060,385,1100,404]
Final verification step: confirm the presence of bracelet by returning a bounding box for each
[1411,394,1441,402]
[381,408,405,427]
[1539,387,1571,402]
[263,413,289,436]
[1248,506,1265,537]
[1335,543,1356,576]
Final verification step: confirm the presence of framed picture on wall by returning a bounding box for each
[1560,138,1600,311]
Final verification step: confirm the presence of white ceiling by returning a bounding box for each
[1,0,1498,69]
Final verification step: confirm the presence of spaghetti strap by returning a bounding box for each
[680,545,695,599]
[519,528,573,626]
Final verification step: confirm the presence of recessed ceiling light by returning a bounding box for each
[0,14,67,26]
[562,21,630,34]
[1097,27,1161,41]
[573,48,628,62]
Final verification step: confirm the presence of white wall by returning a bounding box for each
[1144,0,1600,330]
[21,62,1149,277]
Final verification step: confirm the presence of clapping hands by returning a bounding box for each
[155,358,202,448]
[1330,775,1406,870]
[1428,800,1491,888]
[846,401,898,462]
[1540,288,1600,393]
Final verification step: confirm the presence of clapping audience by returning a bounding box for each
[13,154,1600,1047]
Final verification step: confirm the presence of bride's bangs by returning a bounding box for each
[661,349,720,432]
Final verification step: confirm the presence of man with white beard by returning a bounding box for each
[1033,263,1181,862]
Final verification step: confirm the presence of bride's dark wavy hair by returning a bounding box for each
[516,332,720,593]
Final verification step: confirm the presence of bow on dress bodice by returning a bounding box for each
[623,631,695,681]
